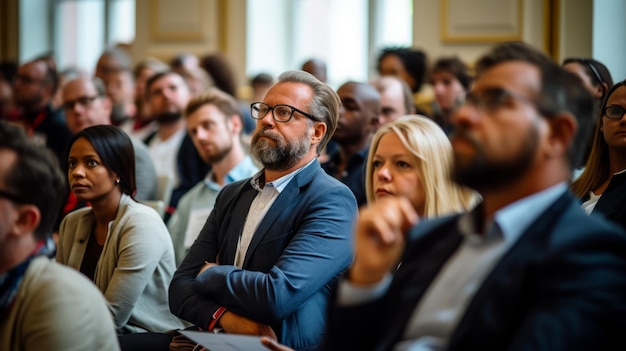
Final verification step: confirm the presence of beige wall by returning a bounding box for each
[133,0,220,63]
[131,0,594,89]
[0,0,19,61]
[413,0,547,65]
[132,0,247,89]
[558,0,593,61]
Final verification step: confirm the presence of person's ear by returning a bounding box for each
[546,112,577,159]
[229,114,243,136]
[311,121,327,146]
[594,82,608,99]
[102,96,113,116]
[11,204,41,237]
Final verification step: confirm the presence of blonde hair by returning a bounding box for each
[365,115,477,217]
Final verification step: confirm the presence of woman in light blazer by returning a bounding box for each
[56,125,186,340]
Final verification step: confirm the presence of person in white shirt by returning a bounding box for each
[168,88,259,265]
[143,71,211,221]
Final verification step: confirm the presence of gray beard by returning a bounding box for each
[250,129,311,171]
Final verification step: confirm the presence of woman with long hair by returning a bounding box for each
[570,79,626,230]
[56,125,186,343]
[365,115,477,217]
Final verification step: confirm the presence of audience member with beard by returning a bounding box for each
[143,71,210,223]
[169,70,357,351]
[105,69,136,127]
[122,58,169,141]
[62,76,158,202]
[318,42,626,351]
[9,54,72,168]
[322,81,381,206]
[167,88,258,265]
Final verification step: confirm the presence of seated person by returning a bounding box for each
[56,125,187,337]
[0,120,119,351]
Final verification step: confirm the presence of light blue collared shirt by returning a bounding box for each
[234,158,317,267]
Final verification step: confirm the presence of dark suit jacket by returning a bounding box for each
[325,191,626,351]
[321,145,369,207]
[169,160,357,351]
[589,171,626,230]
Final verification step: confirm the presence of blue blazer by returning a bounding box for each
[170,160,357,351]
[325,192,626,351]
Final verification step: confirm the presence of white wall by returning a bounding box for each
[593,0,626,81]
[19,0,52,62]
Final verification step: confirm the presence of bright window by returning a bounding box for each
[52,0,135,74]
[246,0,412,89]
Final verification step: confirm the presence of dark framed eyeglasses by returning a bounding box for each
[250,102,319,123]
[603,105,626,120]
[0,189,28,204]
[464,87,540,112]
[62,95,101,110]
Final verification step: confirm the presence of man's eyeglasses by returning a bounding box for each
[464,87,542,113]
[0,189,28,204]
[604,105,626,120]
[251,102,319,123]
[62,95,101,110]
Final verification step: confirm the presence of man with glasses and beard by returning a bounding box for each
[316,42,626,351]
[10,55,72,168]
[144,71,210,222]
[169,70,357,351]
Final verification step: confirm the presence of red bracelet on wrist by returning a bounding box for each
[208,306,227,331]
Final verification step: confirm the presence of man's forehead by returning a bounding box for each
[64,79,97,98]
[474,61,540,93]
[155,74,183,86]
[266,82,312,105]
[20,61,45,75]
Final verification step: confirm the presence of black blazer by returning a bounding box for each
[325,191,626,351]
[590,171,626,230]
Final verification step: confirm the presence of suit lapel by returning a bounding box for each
[219,182,259,265]
[67,210,95,270]
[594,172,626,218]
[376,216,464,350]
[241,161,318,267]
[448,192,574,350]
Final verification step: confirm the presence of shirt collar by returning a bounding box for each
[459,182,568,245]
[203,156,258,191]
[250,158,316,193]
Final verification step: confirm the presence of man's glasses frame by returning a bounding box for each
[250,102,319,123]
[62,95,102,110]
[463,87,555,117]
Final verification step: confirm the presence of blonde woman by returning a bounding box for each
[365,115,477,217]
